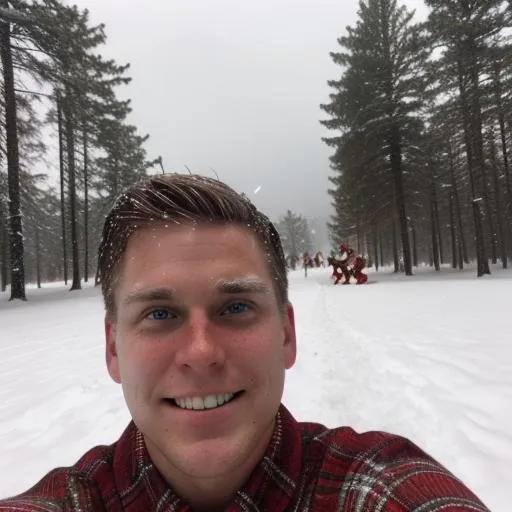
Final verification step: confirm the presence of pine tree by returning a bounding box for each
[1,0,157,294]
[0,1,27,299]
[276,210,313,263]
[321,0,430,275]
[425,0,511,275]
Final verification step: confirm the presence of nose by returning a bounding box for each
[174,310,226,371]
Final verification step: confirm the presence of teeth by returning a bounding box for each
[174,393,236,410]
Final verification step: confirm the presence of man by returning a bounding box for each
[338,243,368,285]
[0,174,489,511]
[330,243,352,284]
[302,251,311,277]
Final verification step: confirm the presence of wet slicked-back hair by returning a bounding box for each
[97,173,288,316]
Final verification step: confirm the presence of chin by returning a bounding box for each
[161,414,276,480]
[172,436,254,478]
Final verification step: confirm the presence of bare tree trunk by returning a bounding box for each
[431,169,444,265]
[457,236,463,270]
[63,91,81,291]
[410,219,418,267]
[1,213,8,291]
[392,217,399,273]
[481,160,497,264]
[499,119,512,231]
[457,58,489,276]
[435,203,444,264]
[365,232,373,268]
[430,180,440,271]
[373,226,379,272]
[448,142,468,265]
[488,128,508,269]
[57,93,68,285]
[1,10,26,300]
[493,60,512,236]
[356,221,361,256]
[390,124,412,275]
[379,230,384,268]
[35,222,41,288]
[448,179,458,269]
[83,123,89,282]
[469,50,492,273]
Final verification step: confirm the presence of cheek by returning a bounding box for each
[117,336,170,384]
[235,324,285,368]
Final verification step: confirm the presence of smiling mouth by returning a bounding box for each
[165,391,245,411]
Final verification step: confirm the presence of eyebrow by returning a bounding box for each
[122,278,270,307]
[215,277,271,295]
[122,287,177,307]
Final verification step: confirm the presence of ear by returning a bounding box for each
[105,316,121,383]
[282,302,297,370]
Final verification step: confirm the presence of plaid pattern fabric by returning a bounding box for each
[0,405,489,511]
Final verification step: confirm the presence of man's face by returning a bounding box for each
[105,223,296,484]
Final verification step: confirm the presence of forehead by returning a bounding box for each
[129,222,265,258]
[117,222,273,291]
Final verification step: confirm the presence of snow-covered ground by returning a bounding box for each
[1,265,511,511]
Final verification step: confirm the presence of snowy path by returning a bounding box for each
[1,267,511,510]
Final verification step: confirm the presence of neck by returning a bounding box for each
[172,468,250,511]
[145,419,276,510]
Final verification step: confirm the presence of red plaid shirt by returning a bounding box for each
[0,405,489,511]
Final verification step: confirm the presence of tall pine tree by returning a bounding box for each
[321,0,430,275]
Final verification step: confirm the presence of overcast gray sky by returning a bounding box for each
[71,0,429,221]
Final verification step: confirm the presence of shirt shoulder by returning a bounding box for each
[300,422,490,511]
[0,443,114,512]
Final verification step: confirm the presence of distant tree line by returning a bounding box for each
[322,0,512,276]
[0,0,159,300]
[276,210,313,268]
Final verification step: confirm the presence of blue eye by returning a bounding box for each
[222,302,249,315]
[147,309,172,321]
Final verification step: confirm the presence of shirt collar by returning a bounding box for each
[114,404,303,511]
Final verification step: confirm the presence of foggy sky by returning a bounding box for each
[71,0,429,222]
